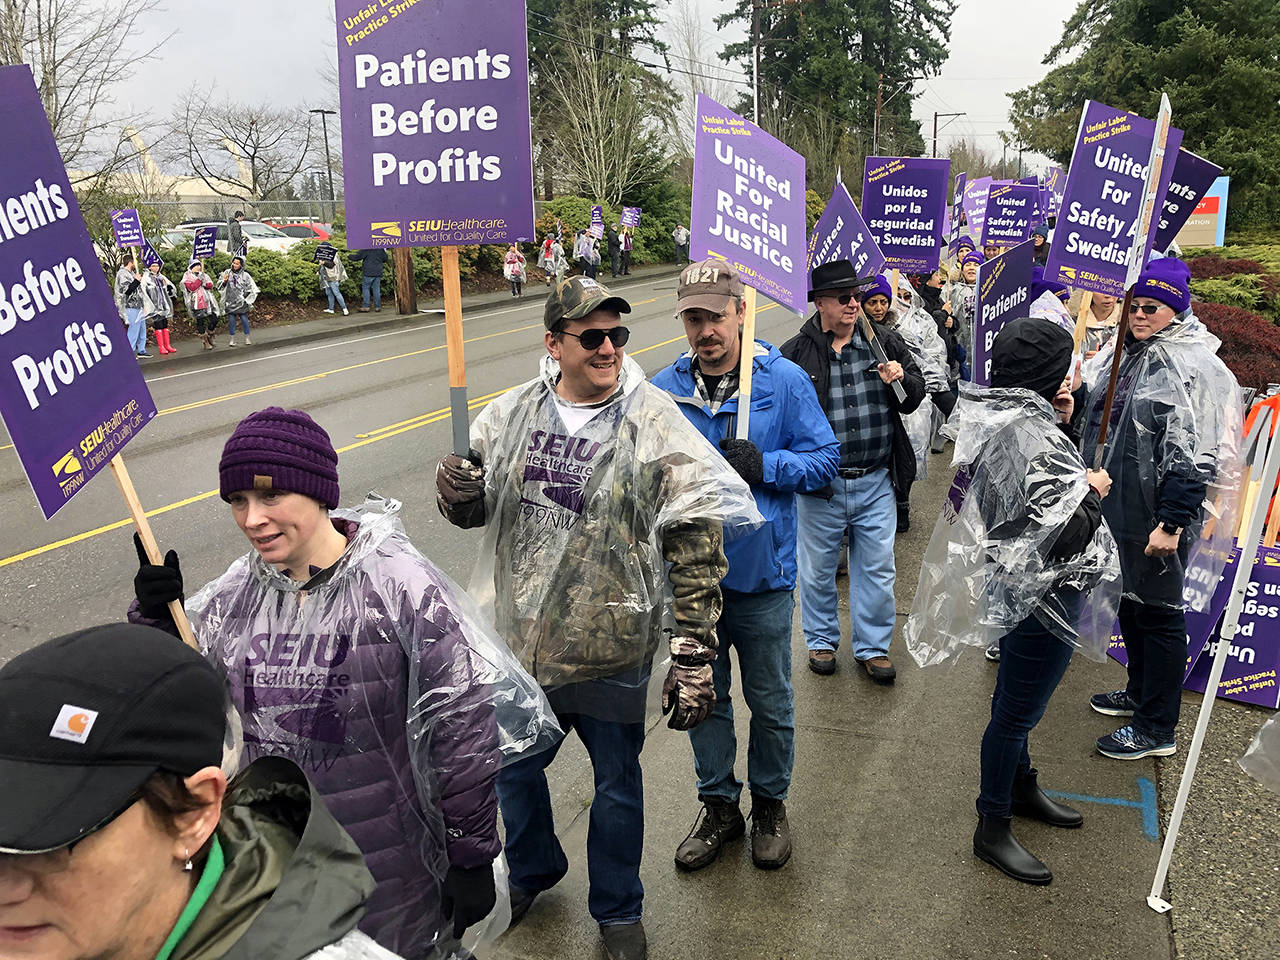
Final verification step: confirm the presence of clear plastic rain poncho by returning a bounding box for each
[186,494,561,960]
[1241,712,1280,794]
[1080,312,1244,613]
[888,277,951,477]
[468,353,764,722]
[904,386,1121,666]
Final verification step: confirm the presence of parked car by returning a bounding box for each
[153,228,196,251]
[266,221,331,241]
[175,219,301,254]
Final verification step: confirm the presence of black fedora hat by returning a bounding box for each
[808,259,879,301]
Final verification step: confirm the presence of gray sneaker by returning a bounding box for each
[1090,690,1136,717]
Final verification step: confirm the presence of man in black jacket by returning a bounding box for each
[351,248,390,312]
[781,259,926,682]
[606,225,622,278]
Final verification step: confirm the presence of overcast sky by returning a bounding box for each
[123,0,1071,173]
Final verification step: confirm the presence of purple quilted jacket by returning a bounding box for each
[131,499,503,958]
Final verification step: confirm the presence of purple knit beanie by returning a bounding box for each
[961,250,985,268]
[1133,256,1191,313]
[859,274,894,306]
[219,408,340,509]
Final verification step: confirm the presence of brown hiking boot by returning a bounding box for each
[750,795,792,869]
[674,797,745,871]
[858,655,897,684]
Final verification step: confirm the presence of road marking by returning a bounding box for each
[1045,777,1159,840]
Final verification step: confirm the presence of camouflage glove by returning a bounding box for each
[436,450,486,529]
[661,635,716,731]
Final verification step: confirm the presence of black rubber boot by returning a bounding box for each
[1011,768,1083,828]
[674,797,745,871]
[973,814,1052,885]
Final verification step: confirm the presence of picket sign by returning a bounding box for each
[1147,405,1280,912]
[736,286,758,440]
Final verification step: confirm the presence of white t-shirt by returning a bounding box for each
[553,391,608,434]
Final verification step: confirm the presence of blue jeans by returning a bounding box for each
[689,588,795,802]
[496,712,644,924]
[797,469,897,659]
[978,595,1079,817]
[1119,597,1187,740]
[125,307,146,353]
[228,312,250,336]
[324,281,347,311]
[361,276,381,309]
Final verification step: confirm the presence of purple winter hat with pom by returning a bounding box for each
[219,407,340,509]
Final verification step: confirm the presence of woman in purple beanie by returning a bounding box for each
[129,407,558,960]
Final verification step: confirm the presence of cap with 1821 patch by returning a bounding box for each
[676,257,745,316]
[0,623,227,855]
[544,276,631,331]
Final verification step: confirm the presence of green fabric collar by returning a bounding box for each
[154,837,225,960]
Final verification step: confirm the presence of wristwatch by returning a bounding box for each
[1159,521,1183,537]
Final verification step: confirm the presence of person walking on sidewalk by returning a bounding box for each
[318,254,351,315]
[142,260,179,354]
[435,276,762,960]
[219,254,259,346]
[781,259,926,682]
[504,243,527,296]
[228,209,246,257]
[352,247,389,311]
[115,254,149,357]
[182,259,221,350]
[652,260,838,874]
[673,224,690,265]
[1079,258,1243,761]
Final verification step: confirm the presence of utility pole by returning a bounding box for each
[310,108,337,221]
[752,0,761,124]
[932,111,965,158]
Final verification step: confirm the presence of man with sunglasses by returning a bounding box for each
[780,258,927,682]
[435,276,761,960]
[1079,256,1242,760]
[651,259,838,874]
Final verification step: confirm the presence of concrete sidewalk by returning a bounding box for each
[489,450,1280,960]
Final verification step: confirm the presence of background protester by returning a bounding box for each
[436,276,761,960]
[538,234,555,286]
[606,224,621,277]
[114,254,148,358]
[673,223,691,265]
[1031,222,1050,265]
[0,624,404,960]
[619,227,633,276]
[218,255,259,346]
[1079,257,1243,761]
[950,250,982,373]
[228,209,246,257]
[129,407,559,959]
[781,259,926,682]
[652,260,839,874]
[181,259,221,350]
[318,253,351,316]
[504,243,527,296]
[142,260,178,355]
[1077,291,1121,356]
[584,237,602,279]
[351,247,389,312]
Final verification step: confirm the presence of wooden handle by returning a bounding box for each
[736,287,758,441]
[1264,492,1280,547]
[110,456,198,650]
[1073,291,1093,352]
[442,246,465,389]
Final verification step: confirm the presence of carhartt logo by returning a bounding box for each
[50,705,98,744]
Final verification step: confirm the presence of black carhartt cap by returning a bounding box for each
[544,276,631,331]
[0,624,226,854]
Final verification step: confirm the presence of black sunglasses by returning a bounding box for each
[818,292,857,305]
[1129,303,1164,315]
[560,326,630,350]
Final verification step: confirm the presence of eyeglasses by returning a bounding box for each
[818,293,857,306]
[1129,303,1164,316]
[0,793,140,877]
[559,326,630,350]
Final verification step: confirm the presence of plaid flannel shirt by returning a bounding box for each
[691,359,740,415]
[827,328,894,470]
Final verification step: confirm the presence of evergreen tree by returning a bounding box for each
[1008,0,1280,227]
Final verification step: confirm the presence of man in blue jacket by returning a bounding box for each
[652,258,840,873]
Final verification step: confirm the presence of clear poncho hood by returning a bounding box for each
[905,386,1121,666]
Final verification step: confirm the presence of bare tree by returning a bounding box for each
[664,0,743,157]
[168,93,315,202]
[0,0,167,177]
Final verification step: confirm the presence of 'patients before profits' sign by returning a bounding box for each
[861,156,950,273]
[972,240,1034,387]
[335,0,535,248]
[1044,99,1183,297]
[0,65,156,519]
[690,94,807,313]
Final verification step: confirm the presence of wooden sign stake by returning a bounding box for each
[441,245,470,456]
[736,286,758,440]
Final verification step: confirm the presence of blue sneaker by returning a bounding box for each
[1089,690,1136,717]
[1096,725,1176,760]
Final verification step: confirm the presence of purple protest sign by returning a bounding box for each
[110,208,143,248]
[0,66,156,519]
[948,172,967,256]
[806,180,885,279]
[1153,149,1223,252]
[621,206,642,228]
[1043,99,1183,297]
[589,205,604,239]
[690,94,807,312]
[335,0,535,248]
[192,226,217,260]
[971,240,1034,386]
[139,239,161,268]
[981,183,1039,247]
[962,176,992,246]
[861,156,950,273]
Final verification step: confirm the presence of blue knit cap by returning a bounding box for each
[859,274,894,306]
[1133,256,1191,313]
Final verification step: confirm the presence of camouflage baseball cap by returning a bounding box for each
[544,276,631,331]
[676,258,745,316]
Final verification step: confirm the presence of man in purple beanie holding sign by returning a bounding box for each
[1079,258,1243,760]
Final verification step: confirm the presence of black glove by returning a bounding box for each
[133,532,183,620]
[719,438,764,487]
[440,863,497,939]
[436,449,486,529]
